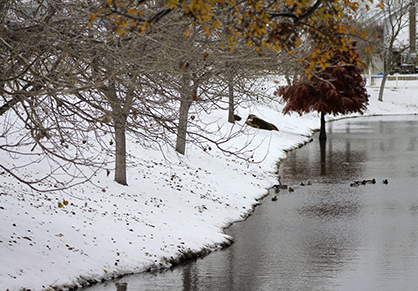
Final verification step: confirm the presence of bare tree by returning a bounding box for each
[220,48,280,124]
[377,0,410,101]
[0,0,114,191]
[1,0,290,190]
[1,1,178,187]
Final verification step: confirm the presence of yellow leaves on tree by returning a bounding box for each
[93,0,377,74]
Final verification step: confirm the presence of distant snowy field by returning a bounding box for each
[1,79,418,290]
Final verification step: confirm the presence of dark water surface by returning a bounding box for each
[82,115,418,291]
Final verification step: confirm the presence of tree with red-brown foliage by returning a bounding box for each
[276,42,369,141]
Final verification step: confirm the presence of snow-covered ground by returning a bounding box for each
[1,81,418,291]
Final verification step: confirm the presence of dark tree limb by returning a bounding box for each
[0,96,21,116]
[267,0,323,21]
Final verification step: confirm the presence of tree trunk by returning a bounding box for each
[319,112,327,141]
[103,82,132,186]
[410,5,416,53]
[285,71,292,86]
[175,71,194,155]
[175,98,192,155]
[227,75,235,123]
[378,57,389,102]
[114,114,127,185]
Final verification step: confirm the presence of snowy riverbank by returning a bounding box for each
[1,85,418,291]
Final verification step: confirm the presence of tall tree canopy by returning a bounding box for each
[276,41,370,140]
[94,0,380,77]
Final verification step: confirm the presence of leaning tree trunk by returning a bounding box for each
[319,112,327,141]
[378,74,388,102]
[378,57,389,102]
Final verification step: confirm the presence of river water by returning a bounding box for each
[81,115,418,291]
